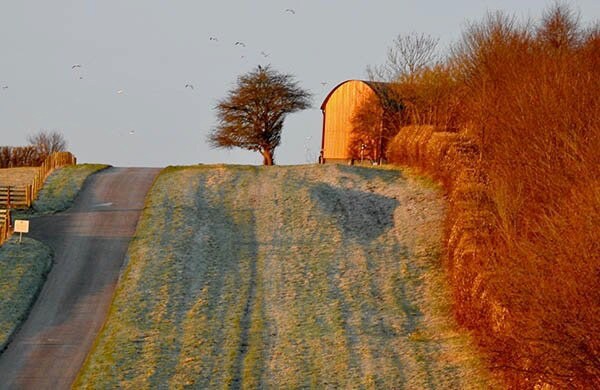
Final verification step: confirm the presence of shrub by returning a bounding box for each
[0,146,44,168]
[386,5,600,388]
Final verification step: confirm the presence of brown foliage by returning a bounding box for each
[209,65,311,165]
[1,130,67,168]
[348,95,383,162]
[348,93,401,162]
[393,66,464,131]
[0,146,45,168]
[27,130,68,158]
[386,5,600,388]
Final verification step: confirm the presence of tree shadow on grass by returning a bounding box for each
[309,183,399,244]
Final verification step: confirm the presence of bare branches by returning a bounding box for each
[0,130,67,167]
[539,4,582,49]
[0,146,43,168]
[349,92,403,163]
[209,65,311,165]
[367,32,440,82]
[27,130,67,158]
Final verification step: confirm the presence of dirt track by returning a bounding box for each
[0,167,159,390]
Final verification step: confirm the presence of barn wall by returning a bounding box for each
[322,80,378,161]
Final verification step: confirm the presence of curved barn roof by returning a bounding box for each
[320,80,402,111]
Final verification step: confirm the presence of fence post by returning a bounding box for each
[33,177,37,201]
[26,184,31,207]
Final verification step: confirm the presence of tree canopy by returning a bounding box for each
[27,130,67,158]
[209,65,311,165]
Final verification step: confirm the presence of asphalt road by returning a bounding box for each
[0,167,160,390]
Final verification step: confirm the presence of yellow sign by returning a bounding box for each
[14,220,29,233]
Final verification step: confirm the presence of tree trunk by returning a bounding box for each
[261,149,274,166]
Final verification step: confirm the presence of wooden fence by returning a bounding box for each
[31,152,77,201]
[0,186,32,209]
[0,209,10,246]
[0,152,76,209]
[0,152,76,245]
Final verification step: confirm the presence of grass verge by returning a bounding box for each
[27,164,109,215]
[0,237,52,352]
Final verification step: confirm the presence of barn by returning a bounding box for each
[319,80,400,164]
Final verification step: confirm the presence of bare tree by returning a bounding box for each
[27,130,67,159]
[538,4,581,49]
[367,32,440,81]
[349,90,403,163]
[0,146,43,167]
[209,65,311,165]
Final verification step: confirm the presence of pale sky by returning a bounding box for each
[1,1,598,167]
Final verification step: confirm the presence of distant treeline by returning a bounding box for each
[1,130,68,168]
[0,146,46,168]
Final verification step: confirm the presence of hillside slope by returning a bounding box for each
[77,164,495,388]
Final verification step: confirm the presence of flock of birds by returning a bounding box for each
[205,7,327,88]
[1,7,330,138]
[208,9,295,60]
[1,8,315,93]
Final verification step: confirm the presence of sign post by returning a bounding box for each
[14,220,29,244]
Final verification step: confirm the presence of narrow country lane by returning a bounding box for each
[0,167,160,390]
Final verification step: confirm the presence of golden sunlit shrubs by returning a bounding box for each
[387,6,599,388]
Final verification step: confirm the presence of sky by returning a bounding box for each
[1,1,598,167]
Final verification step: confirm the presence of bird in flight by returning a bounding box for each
[260,51,270,58]
[234,41,246,47]
[285,8,296,14]
[71,64,82,69]
[129,130,135,135]
[185,83,194,90]
[209,36,218,42]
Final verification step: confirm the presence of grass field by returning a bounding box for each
[77,164,495,388]
[0,167,38,187]
[30,164,109,214]
[0,237,52,352]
